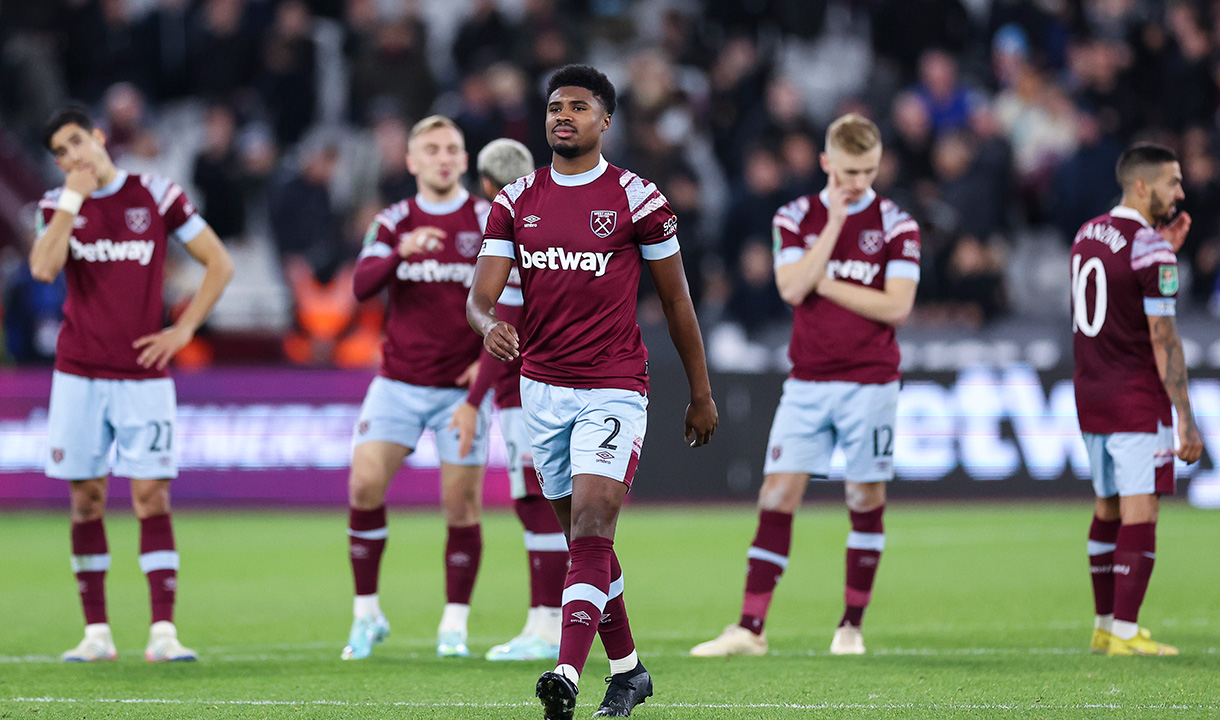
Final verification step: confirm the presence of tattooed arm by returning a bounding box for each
[1148,314,1204,463]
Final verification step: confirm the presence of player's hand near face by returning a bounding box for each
[1160,212,1192,252]
[133,324,194,370]
[64,165,99,196]
[777,170,849,305]
[398,226,446,258]
[825,171,850,228]
[448,402,479,458]
[684,395,718,448]
[1177,416,1203,464]
[62,163,98,197]
[484,320,519,361]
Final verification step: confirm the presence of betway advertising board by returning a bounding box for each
[2,366,1217,504]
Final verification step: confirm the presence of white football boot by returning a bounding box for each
[690,624,768,657]
[830,624,866,655]
[144,621,198,662]
[62,624,117,662]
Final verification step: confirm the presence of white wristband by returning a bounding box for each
[57,189,84,215]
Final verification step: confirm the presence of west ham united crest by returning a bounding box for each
[590,210,617,238]
[125,207,151,233]
[858,229,884,255]
[456,231,482,258]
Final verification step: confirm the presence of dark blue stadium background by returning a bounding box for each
[4,0,1220,504]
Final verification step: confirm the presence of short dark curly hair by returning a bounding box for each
[545,64,616,116]
[43,106,95,151]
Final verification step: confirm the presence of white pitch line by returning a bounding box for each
[3,646,1218,664]
[641,616,1213,641]
[4,697,1218,711]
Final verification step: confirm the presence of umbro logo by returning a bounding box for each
[570,611,592,625]
[523,215,541,228]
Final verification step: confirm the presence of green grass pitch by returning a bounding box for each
[1,503,1217,719]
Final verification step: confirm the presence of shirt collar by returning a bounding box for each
[550,155,608,187]
[92,169,128,199]
[415,188,469,215]
[1109,205,1152,228]
[818,187,876,216]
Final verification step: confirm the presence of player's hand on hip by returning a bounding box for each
[1160,211,1192,252]
[397,226,446,258]
[684,396,719,448]
[64,166,99,196]
[448,402,479,459]
[1177,418,1203,463]
[455,360,479,387]
[484,321,519,361]
[133,325,193,370]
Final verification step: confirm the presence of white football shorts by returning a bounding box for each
[1082,424,1176,497]
[498,406,540,499]
[45,370,178,480]
[353,376,491,466]
[519,377,648,500]
[763,378,899,482]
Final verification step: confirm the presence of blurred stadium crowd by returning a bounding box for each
[3,0,1220,371]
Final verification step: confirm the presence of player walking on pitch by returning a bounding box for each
[31,107,234,662]
[342,115,493,660]
[691,113,920,658]
[468,65,718,718]
[450,138,569,662]
[1071,144,1202,656]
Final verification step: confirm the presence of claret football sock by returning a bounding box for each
[557,536,613,676]
[840,506,885,628]
[445,524,483,605]
[598,551,636,672]
[71,518,109,625]
[1113,522,1156,628]
[139,513,178,624]
[515,492,568,609]
[740,510,793,635]
[349,506,387,597]
[1088,515,1120,619]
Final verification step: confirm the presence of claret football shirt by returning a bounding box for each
[1071,205,1177,434]
[479,156,679,395]
[354,189,490,388]
[772,188,921,384]
[36,170,207,379]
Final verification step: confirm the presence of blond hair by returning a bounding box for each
[409,114,464,142]
[477,138,534,190]
[826,113,881,155]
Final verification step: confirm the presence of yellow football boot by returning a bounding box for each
[1089,628,1114,654]
[1107,628,1178,656]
